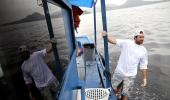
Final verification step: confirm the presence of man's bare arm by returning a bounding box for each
[141,69,148,87]
[46,43,53,53]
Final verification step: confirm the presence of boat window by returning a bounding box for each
[0,0,51,73]
[47,3,69,71]
[0,0,65,99]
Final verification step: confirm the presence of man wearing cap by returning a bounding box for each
[102,30,148,100]
[19,40,59,100]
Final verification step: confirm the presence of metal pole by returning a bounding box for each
[93,1,97,47]
[100,0,110,87]
[42,0,63,81]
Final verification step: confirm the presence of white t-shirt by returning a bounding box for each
[21,49,56,88]
[115,39,148,76]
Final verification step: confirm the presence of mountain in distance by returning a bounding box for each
[2,12,45,26]
[2,11,63,26]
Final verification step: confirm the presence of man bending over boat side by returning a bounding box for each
[101,29,148,100]
[19,39,59,100]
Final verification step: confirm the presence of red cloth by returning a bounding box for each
[72,6,83,28]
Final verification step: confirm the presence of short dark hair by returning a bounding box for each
[140,31,143,34]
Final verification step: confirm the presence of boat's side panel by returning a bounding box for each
[51,1,82,100]
[58,51,81,100]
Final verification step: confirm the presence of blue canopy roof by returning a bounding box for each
[68,0,94,8]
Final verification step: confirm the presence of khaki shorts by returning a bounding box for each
[111,71,136,96]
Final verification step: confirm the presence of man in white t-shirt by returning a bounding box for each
[102,30,148,100]
[19,40,59,100]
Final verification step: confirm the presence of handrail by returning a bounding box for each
[95,49,117,99]
[93,1,97,47]
[95,49,107,88]
[100,0,110,87]
[58,50,81,100]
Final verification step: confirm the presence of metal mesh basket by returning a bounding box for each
[85,88,110,100]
